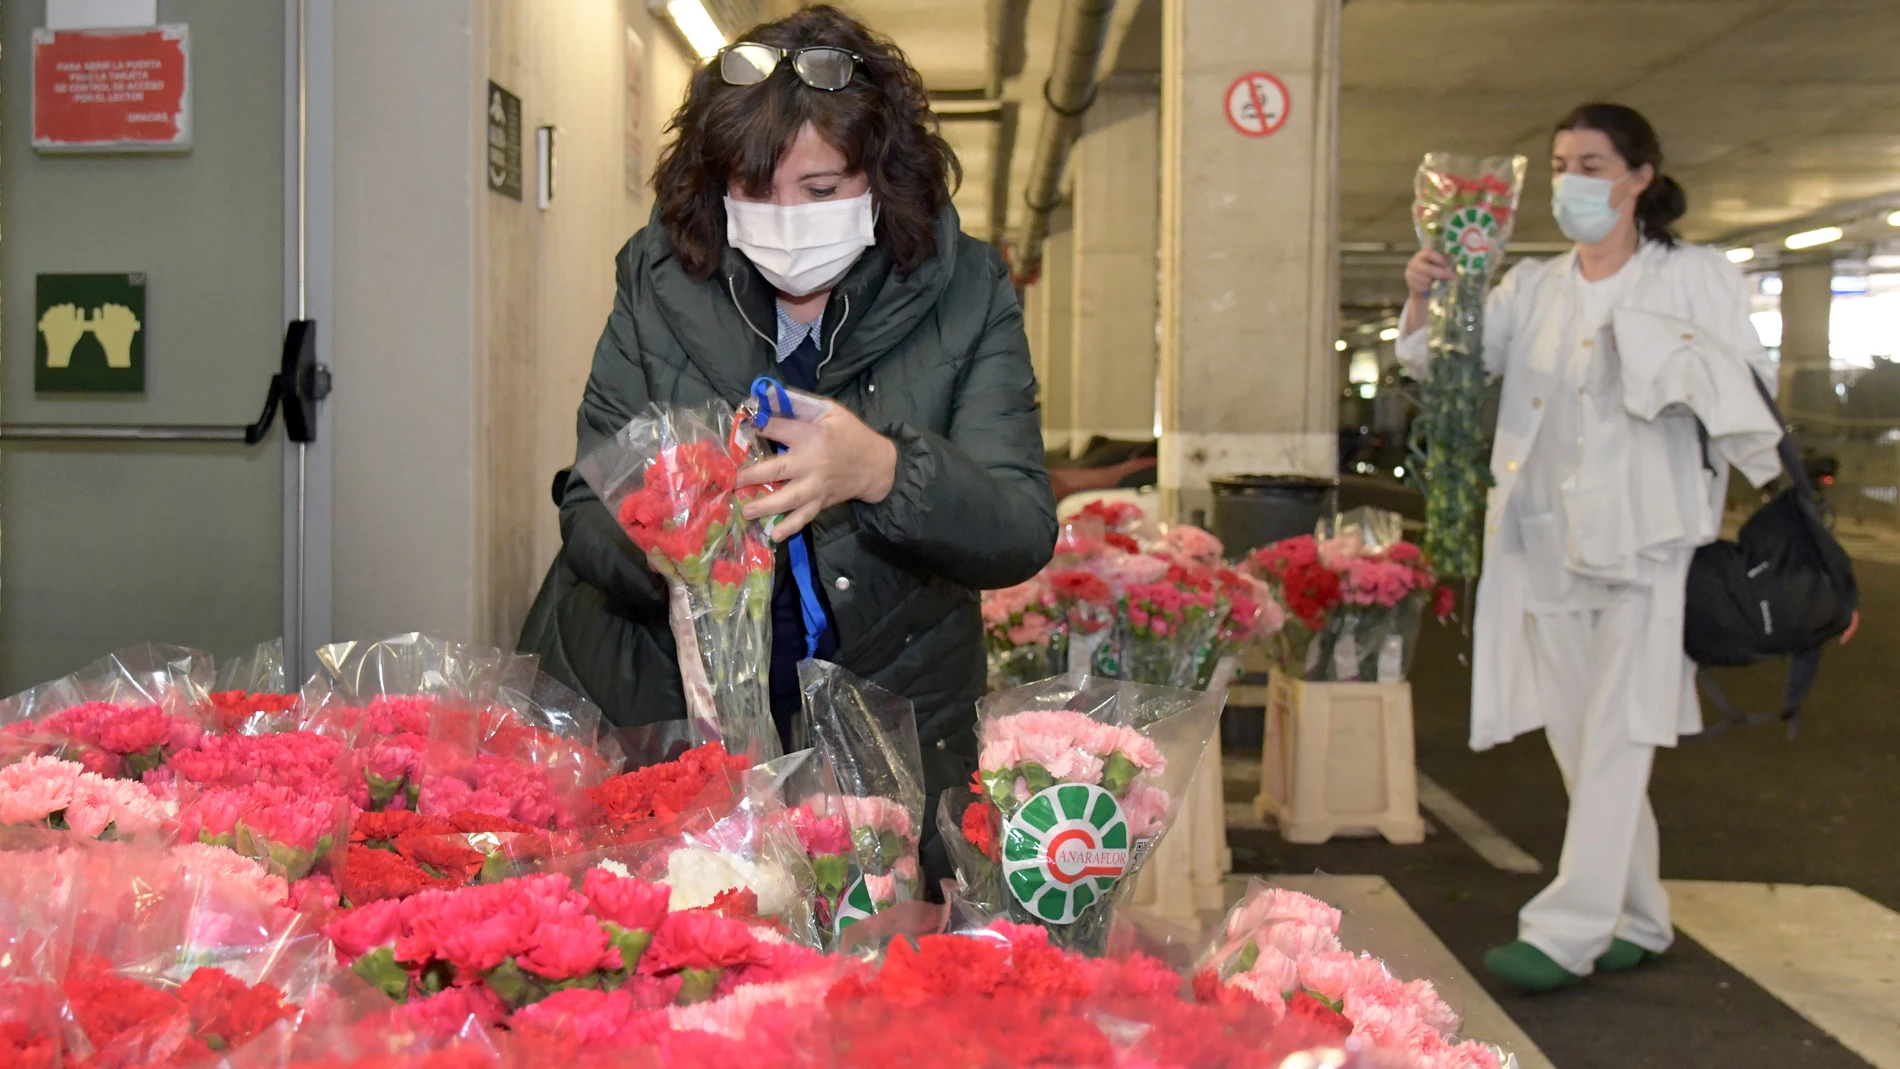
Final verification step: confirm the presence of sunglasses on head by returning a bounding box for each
[718,42,862,91]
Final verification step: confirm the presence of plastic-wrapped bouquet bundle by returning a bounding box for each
[795,662,925,934]
[1246,531,1453,683]
[1410,153,1527,579]
[1195,878,1517,1069]
[209,638,302,734]
[0,643,212,777]
[575,403,779,761]
[981,576,1067,690]
[1111,564,1231,689]
[956,675,1221,954]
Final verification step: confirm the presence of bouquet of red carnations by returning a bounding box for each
[576,403,780,761]
[209,637,303,734]
[952,675,1222,955]
[793,662,925,935]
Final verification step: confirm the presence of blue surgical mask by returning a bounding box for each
[1551,173,1623,245]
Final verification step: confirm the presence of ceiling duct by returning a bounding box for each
[1010,0,1117,287]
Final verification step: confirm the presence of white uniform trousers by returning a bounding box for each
[1518,589,1675,975]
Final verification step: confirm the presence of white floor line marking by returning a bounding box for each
[1271,875,1557,1069]
[1668,881,1900,1069]
[1416,773,1544,875]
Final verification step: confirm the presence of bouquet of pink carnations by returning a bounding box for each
[958,675,1221,954]
[794,662,925,934]
[0,643,213,778]
[1195,878,1517,1069]
[980,576,1068,689]
[574,402,781,761]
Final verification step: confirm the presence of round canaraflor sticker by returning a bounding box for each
[1443,205,1501,274]
[1002,783,1131,924]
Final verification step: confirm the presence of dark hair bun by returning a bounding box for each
[1639,174,1688,240]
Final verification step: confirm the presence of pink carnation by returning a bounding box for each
[1230,887,1343,938]
[0,755,80,824]
[1239,943,1301,996]
[582,868,671,933]
[1344,978,1424,1049]
[1226,972,1289,1021]
[1406,978,1462,1036]
[1120,779,1172,839]
[1265,921,1342,960]
[1298,951,1358,1004]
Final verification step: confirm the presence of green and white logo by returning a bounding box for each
[1442,205,1501,275]
[833,875,877,934]
[1002,783,1130,925]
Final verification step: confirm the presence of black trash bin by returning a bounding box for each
[1209,474,1337,557]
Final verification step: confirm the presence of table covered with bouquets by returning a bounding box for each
[0,400,1510,1068]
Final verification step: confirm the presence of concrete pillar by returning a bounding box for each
[1778,261,1836,417]
[1157,0,1340,518]
[1070,77,1161,453]
[1038,208,1077,453]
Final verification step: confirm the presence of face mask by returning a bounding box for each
[1551,173,1624,245]
[724,192,876,297]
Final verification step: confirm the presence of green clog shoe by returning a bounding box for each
[1483,941,1582,993]
[1595,938,1663,973]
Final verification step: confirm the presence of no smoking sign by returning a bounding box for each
[1225,71,1289,138]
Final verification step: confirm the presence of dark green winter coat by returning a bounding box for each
[518,202,1057,873]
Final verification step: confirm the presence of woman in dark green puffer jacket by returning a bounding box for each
[517,5,1057,890]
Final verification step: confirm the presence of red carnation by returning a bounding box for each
[1434,584,1457,620]
[1104,531,1141,554]
[1285,989,1354,1044]
[961,798,997,861]
[640,912,758,976]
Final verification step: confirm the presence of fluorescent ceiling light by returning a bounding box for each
[1378,326,1399,341]
[1726,248,1755,264]
[1888,209,1900,227]
[1785,226,1843,250]
[1334,340,1348,351]
[666,0,726,59]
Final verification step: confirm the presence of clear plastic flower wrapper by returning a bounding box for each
[211,638,304,735]
[1410,152,1527,580]
[5,834,340,1068]
[794,661,926,934]
[543,755,825,950]
[956,674,1222,955]
[1193,877,1517,1069]
[981,577,1068,690]
[574,402,780,762]
[0,643,214,776]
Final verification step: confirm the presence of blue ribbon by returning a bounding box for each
[747,375,831,658]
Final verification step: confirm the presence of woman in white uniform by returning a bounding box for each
[1397,104,1778,992]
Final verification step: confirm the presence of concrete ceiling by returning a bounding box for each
[849,0,1900,308]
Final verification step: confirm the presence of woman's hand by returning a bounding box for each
[1405,248,1454,298]
[1842,610,1861,645]
[737,405,898,541]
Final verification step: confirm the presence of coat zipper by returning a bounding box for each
[726,275,852,386]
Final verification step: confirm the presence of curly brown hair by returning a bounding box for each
[652,5,961,280]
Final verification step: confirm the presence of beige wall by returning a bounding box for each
[333,0,694,648]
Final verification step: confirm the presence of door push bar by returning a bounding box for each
[0,321,330,444]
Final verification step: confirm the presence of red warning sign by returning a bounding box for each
[1224,71,1289,139]
[33,25,191,153]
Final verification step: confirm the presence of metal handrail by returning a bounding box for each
[0,423,253,442]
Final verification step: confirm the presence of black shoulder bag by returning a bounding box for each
[1684,374,1858,738]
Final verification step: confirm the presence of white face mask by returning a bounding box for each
[1551,173,1625,245]
[723,192,876,297]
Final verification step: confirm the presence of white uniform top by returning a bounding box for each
[1399,241,1782,750]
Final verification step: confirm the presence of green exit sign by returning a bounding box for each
[35,272,146,394]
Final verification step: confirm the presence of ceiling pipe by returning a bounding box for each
[1010,0,1117,288]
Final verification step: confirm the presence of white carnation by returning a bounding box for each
[664,844,798,916]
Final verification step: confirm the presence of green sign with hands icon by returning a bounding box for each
[36,273,146,394]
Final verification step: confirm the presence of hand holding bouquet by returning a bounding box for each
[1409,153,1527,579]
[576,404,780,760]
